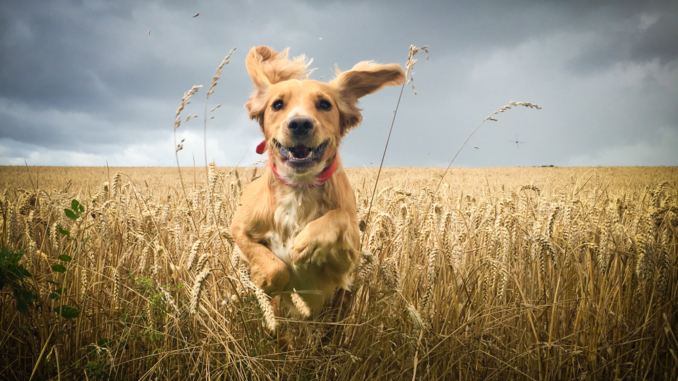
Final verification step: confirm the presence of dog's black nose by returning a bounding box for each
[287,117,313,135]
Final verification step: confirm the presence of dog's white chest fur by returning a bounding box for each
[267,187,324,264]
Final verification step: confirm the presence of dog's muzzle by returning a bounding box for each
[275,139,329,171]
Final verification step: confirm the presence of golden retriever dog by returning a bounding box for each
[230,46,404,316]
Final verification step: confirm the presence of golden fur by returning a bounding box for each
[230,46,405,315]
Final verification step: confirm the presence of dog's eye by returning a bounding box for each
[317,100,332,111]
[272,100,284,111]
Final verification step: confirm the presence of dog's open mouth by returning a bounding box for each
[274,139,329,169]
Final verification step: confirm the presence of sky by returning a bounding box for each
[1,0,677,168]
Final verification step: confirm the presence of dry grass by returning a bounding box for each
[0,165,677,380]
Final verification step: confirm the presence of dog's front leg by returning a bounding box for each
[231,225,290,295]
[291,209,358,267]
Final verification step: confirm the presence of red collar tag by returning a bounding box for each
[257,140,337,188]
[256,139,267,155]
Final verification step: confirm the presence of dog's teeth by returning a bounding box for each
[306,151,313,159]
[278,145,291,158]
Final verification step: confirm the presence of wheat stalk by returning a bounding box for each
[354,251,376,289]
[362,45,429,248]
[291,290,311,318]
[159,284,180,314]
[186,240,201,270]
[381,256,400,291]
[421,245,440,315]
[114,250,131,307]
[190,266,211,315]
[434,101,542,196]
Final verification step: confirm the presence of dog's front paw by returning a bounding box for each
[249,256,290,295]
[291,222,338,267]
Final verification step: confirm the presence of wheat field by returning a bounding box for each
[0,165,677,380]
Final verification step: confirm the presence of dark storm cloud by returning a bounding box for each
[566,1,678,73]
[631,11,678,65]
[0,0,677,166]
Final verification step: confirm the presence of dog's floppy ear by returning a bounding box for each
[244,46,312,126]
[331,62,405,135]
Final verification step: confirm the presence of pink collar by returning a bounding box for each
[257,139,338,188]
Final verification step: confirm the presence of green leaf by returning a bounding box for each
[0,246,11,263]
[64,209,78,221]
[8,266,30,281]
[82,237,90,245]
[1,247,24,265]
[7,268,23,281]
[46,279,61,285]
[13,289,37,314]
[20,267,32,278]
[22,290,37,303]
[54,305,80,319]
[58,255,72,262]
[57,226,70,236]
[49,293,60,300]
[72,199,84,214]
[51,264,67,273]
[17,300,28,314]
[97,338,111,348]
[54,288,64,295]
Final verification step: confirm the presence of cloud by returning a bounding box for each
[566,2,678,74]
[567,127,678,166]
[631,12,678,65]
[0,0,676,167]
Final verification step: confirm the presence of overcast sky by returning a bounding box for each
[1,0,677,167]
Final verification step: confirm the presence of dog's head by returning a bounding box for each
[245,46,405,185]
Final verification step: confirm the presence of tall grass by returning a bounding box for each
[0,167,676,380]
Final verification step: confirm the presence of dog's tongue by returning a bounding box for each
[289,145,311,159]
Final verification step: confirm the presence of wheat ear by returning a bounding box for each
[190,266,211,315]
[253,287,277,331]
[291,290,312,318]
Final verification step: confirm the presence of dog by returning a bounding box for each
[230,46,404,315]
